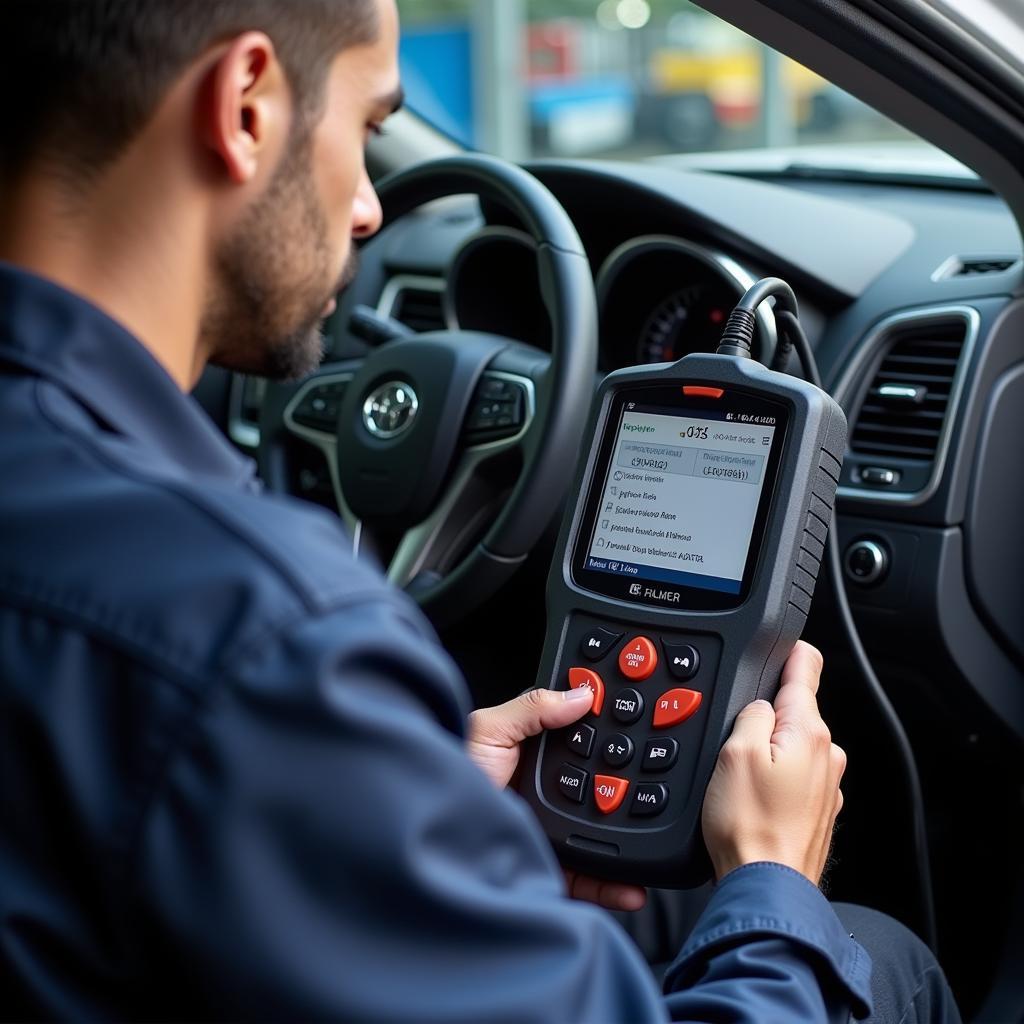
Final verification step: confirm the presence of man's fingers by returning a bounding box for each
[566,871,647,911]
[471,687,593,747]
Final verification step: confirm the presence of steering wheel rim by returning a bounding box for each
[259,153,597,628]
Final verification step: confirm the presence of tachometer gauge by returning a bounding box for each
[596,236,776,370]
[637,282,730,363]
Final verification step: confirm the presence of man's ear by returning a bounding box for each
[201,31,289,185]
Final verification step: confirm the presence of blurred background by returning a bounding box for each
[394,0,915,162]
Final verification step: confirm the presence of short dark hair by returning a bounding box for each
[0,0,379,184]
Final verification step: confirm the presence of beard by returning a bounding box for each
[201,137,356,381]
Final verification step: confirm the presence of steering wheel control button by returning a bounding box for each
[630,783,669,817]
[601,732,635,768]
[558,764,588,804]
[642,737,679,772]
[611,688,644,724]
[291,381,348,431]
[662,642,699,681]
[565,722,596,759]
[465,377,527,439]
[580,627,623,661]
[593,775,629,815]
[653,688,702,728]
[567,667,605,716]
[618,636,658,681]
[844,539,889,586]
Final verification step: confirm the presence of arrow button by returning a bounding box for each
[567,667,605,716]
[652,687,702,728]
[662,641,700,681]
[565,721,596,758]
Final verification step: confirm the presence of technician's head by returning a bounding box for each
[0,0,402,380]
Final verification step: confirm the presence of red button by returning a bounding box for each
[618,636,658,681]
[682,386,724,399]
[652,688,702,728]
[568,667,605,716]
[594,774,629,814]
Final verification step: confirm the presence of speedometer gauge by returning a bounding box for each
[637,282,731,363]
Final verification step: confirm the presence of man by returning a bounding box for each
[0,1,957,1020]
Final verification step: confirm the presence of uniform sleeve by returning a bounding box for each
[663,863,874,1023]
[130,596,670,1023]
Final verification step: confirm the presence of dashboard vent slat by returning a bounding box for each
[850,320,968,464]
[391,286,446,333]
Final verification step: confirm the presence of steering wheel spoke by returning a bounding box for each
[386,441,513,591]
[280,365,362,539]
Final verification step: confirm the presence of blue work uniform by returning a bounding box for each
[0,263,873,1021]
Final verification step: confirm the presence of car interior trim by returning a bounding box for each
[442,225,540,336]
[929,252,1021,281]
[227,374,261,450]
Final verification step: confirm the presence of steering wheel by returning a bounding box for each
[258,154,597,628]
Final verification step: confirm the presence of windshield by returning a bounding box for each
[395,0,976,182]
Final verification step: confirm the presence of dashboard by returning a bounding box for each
[251,158,1024,752]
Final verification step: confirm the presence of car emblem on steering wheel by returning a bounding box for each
[362,381,419,438]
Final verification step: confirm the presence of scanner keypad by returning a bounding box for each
[549,618,721,825]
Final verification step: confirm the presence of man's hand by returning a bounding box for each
[701,641,846,886]
[467,687,646,912]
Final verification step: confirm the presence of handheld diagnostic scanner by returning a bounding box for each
[518,279,847,888]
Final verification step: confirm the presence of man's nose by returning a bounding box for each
[352,170,383,239]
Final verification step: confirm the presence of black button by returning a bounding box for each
[662,641,699,681]
[580,627,623,661]
[481,377,513,400]
[611,688,644,725]
[601,733,634,768]
[642,737,679,771]
[566,722,595,758]
[630,782,669,817]
[845,539,889,586]
[557,763,588,804]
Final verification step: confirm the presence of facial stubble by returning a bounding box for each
[202,138,356,381]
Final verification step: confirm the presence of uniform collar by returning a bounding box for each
[0,261,256,486]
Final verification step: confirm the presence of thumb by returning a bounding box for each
[471,687,593,747]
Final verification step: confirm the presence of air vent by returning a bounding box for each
[850,319,967,464]
[932,254,1019,280]
[390,284,446,332]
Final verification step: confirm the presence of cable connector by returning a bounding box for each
[717,276,800,364]
[716,307,757,358]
